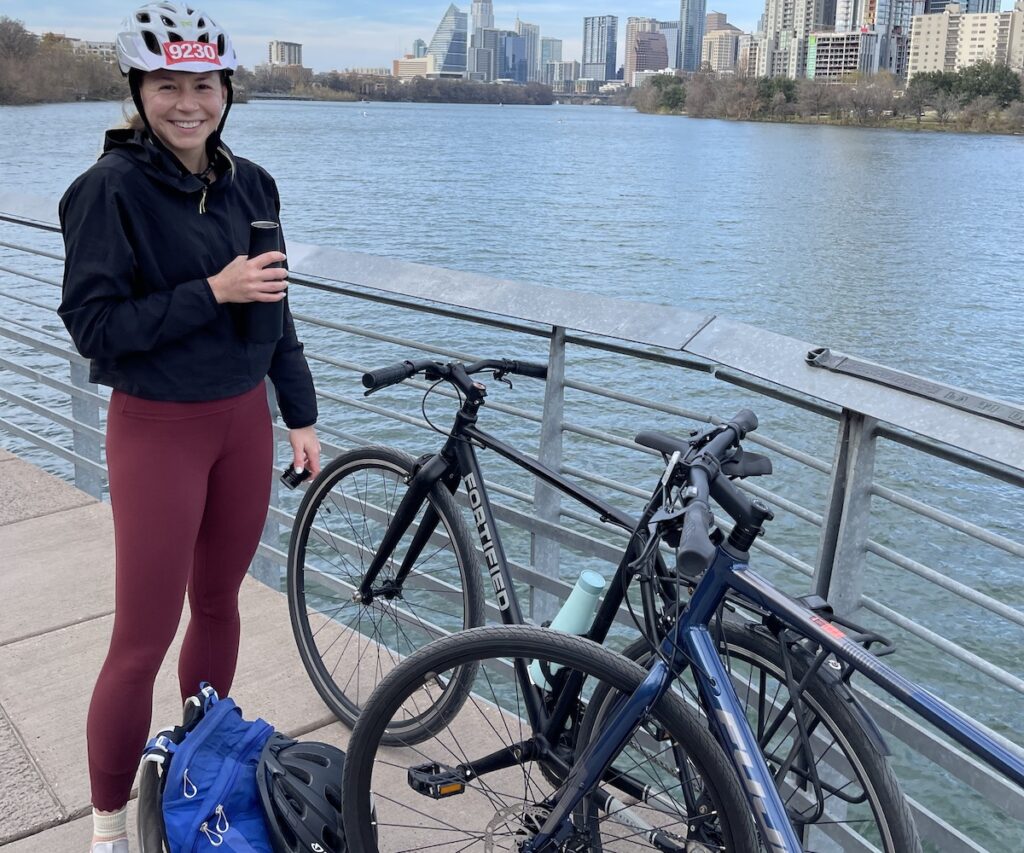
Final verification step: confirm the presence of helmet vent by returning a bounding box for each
[197,17,206,27]
[197,33,209,43]
[167,32,183,42]
[136,12,151,23]
[217,34,225,55]
[142,30,162,55]
[160,15,175,27]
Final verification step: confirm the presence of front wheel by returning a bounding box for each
[342,625,760,853]
[623,621,921,853]
[287,446,484,744]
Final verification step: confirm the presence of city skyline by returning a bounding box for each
[5,0,766,71]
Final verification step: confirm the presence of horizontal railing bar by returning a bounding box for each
[0,239,64,261]
[710,364,843,421]
[858,689,1024,814]
[0,322,86,366]
[0,417,107,476]
[292,274,554,341]
[0,265,61,290]
[860,595,1024,694]
[875,422,1024,488]
[1,313,69,342]
[296,315,484,365]
[865,540,1024,628]
[906,797,988,853]
[0,388,105,443]
[871,483,1024,558]
[0,356,109,407]
[0,212,62,233]
[565,375,834,474]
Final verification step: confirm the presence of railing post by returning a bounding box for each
[69,361,103,499]
[530,326,567,625]
[813,409,878,616]
[251,379,283,588]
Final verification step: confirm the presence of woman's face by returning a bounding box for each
[139,69,226,170]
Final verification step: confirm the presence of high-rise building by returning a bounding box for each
[658,20,681,68]
[471,0,494,31]
[502,32,529,82]
[701,24,741,71]
[412,38,428,58]
[268,40,302,65]
[427,3,469,76]
[908,0,1024,78]
[679,0,708,70]
[541,37,563,69]
[631,32,671,83]
[833,0,914,75]
[756,0,836,77]
[470,26,502,81]
[706,11,730,31]
[582,15,618,80]
[625,17,659,85]
[922,0,996,12]
[516,18,542,81]
[806,30,880,80]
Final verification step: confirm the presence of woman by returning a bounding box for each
[58,5,320,851]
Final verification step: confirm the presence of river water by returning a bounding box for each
[1,100,1022,849]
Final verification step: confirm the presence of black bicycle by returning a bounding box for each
[288,358,916,848]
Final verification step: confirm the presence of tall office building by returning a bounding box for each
[582,15,618,80]
[625,17,659,85]
[427,3,469,76]
[469,26,502,81]
[706,11,730,31]
[832,0,914,75]
[412,38,427,58]
[502,32,529,81]
[922,0,997,11]
[268,40,302,65]
[516,18,542,81]
[471,0,494,31]
[541,37,563,68]
[679,0,708,70]
[658,20,681,68]
[701,24,742,71]
[756,0,836,77]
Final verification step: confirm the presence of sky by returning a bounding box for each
[5,0,768,72]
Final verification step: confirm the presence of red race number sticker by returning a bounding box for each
[162,41,221,65]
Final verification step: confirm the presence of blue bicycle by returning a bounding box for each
[338,409,1024,852]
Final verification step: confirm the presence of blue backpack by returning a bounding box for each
[137,684,276,853]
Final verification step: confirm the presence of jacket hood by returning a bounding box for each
[101,128,234,194]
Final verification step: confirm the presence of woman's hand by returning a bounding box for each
[288,425,321,478]
[207,252,288,304]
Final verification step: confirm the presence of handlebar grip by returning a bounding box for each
[362,360,417,391]
[728,409,758,439]
[512,361,547,380]
[676,503,717,576]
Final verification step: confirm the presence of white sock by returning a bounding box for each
[92,806,128,841]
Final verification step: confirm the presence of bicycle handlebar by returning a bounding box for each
[675,409,761,575]
[361,357,548,394]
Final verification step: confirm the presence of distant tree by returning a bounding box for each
[914,69,958,95]
[1003,100,1024,133]
[930,89,959,125]
[954,61,1021,108]
[903,77,935,124]
[796,79,834,120]
[0,17,38,60]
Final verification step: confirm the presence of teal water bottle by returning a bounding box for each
[529,570,606,688]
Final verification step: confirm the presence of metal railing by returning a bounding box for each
[2,194,1022,852]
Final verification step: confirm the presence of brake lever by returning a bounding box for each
[491,370,514,389]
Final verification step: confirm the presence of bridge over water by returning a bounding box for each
[1,195,1021,851]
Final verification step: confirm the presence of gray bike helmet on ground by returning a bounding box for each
[258,733,360,853]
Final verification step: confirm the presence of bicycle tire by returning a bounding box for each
[342,625,760,853]
[287,446,484,745]
[622,622,922,853]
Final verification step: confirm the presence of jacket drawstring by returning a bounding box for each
[199,186,208,215]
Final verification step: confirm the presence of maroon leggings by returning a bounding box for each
[89,383,273,811]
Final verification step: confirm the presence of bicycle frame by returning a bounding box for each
[527,543,1024,852]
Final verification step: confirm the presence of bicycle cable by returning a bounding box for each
[421,378,465,439]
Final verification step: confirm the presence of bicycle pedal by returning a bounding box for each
[408,762,466,799]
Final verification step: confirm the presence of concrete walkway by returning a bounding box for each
[0,450,351,851]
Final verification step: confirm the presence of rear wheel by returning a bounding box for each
[287,446,484,745]
[342,625,760,853]
[623,622,921,852]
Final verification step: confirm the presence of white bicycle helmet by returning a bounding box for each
[116,2,237,75]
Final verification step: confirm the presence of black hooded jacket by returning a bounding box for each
[58,129,317,429]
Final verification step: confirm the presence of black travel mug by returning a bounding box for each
[245,221,285,344]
